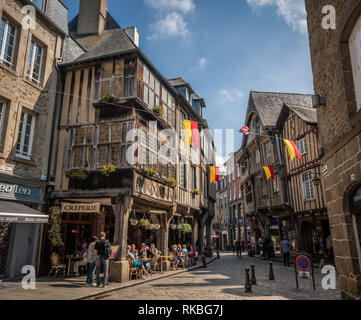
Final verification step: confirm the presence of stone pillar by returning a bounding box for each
[109,194,133,283]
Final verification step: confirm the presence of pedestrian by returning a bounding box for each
[281,237,291,266]
[95,232,112,288]
[232,240,236,254]
[72,242,88,276]
[86,236,98,286]
[235,239,241,257]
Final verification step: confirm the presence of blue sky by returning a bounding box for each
[63,0,313,165]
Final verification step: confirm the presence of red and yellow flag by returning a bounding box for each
[210,166,220,184]
[191,121,199,149]
[283,139,302,161]
[263,166,275,180]
[183,120,192,147]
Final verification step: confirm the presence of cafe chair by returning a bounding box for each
[150,256,160,273]
[48,253,66,278]
[168,252,177,271]
[127,258,140,280]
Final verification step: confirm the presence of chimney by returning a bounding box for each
[77,0,108,36]
[125,26,140,47]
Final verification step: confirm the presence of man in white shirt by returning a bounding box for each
[281,237,291,267]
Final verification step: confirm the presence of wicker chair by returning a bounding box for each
[48,253,66,278]
[127,258,140,280]
[168,252,177,270]
[150,256,160,273]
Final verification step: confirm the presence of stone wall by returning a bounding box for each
[305,0,361,299]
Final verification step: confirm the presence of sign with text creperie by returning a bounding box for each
[61,202,101,214]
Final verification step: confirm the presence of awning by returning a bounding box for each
[0,201,48,224]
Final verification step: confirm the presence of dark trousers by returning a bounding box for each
[283,252,290,266]
[87,262,96,284]
[96,257,109,286]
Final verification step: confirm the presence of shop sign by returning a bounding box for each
[0,181,42,203]
[61,202,101,214]
[0,166,13,175]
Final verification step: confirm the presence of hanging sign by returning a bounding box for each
[61,202,101,214]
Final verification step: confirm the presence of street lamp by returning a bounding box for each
[312,174,321,187]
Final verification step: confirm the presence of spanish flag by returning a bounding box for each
[210,166,220,184]
[283,139,302,161]
[183,120,192,147]
[263,166,275,180]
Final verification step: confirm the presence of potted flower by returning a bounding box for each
[191,189,201,195]
[166,178,177,186]
[103,93,117,103]
[145,168,156,177]
[99,164,116,176]
[153,105,163,118]
[65,169,88,181]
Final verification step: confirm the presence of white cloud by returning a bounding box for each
[199,57,208,68]
[145,0,195,40]
[246,0,307,34]
[147,12,190,40]
[220,89,244,102]
[145,0,195,14]
[216,155,227,173]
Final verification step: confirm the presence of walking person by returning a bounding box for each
[281,237,291,267]
[86,236,98,286]
[95,232,112,288]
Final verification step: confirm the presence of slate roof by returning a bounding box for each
[248,91,313,128]
[284,103,317,124]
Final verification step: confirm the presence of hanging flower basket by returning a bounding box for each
[103,93,117,103]
[170,224,177,231]
[99,164,116,176]
[153,224,161,230]
[139,218,150,229]
[181,223,192,233]
[177,224,183,230]
[129,218,139,226]
[48,206,64,248]
[65,169,88,181]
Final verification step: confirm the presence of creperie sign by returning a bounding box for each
[61,202,101,214]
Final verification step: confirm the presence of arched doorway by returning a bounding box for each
[350,185,361,272]
[301,221,313,254]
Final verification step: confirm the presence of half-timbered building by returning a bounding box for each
[48,0,215,282]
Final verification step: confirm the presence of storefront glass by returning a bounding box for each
[0,223,12,277]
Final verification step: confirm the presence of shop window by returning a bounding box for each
[16,110,36,160]
[302,171,315,201]
[27,40,45,85]
[0,17,18,68]
[349,15,361,112]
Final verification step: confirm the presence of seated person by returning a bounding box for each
[176,245,185,269]
[127,245,147,279]
[72,242,88,276]
[139,243,152,271]
[150,244,159,258]
[130,244,138,258]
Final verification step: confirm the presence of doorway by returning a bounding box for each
[301,221,313,254]
[0,223,12,278]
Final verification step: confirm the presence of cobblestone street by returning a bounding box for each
[90,252,341,300]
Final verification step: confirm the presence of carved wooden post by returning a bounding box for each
[160,206,175,271]
[109,193,133,283]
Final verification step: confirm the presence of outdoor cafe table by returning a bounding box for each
[65,255,83,277]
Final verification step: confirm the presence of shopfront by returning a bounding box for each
[0,177,48,279]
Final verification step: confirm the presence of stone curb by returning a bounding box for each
[75,257,218,300]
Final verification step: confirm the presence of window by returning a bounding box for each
[298,137,307,155]
[27,41,44,84]
[273,176,280,193]
[0,100,7,146]
[265,142,271,158]
[31,0,46,11]
[16,110,36,160]
[191,166,197,190]
[261,179,268,199]
[349,16,361,112]
[180,161,186,189]
[237,164,240,177]
[302,171,315,201]
[0,18,17,68]
[180,112,185,140]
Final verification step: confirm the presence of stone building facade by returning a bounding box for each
[305,0,361,299]
[0,0,69,279]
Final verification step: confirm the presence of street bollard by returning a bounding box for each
[202,255,207,268]
[217,251,220,259]
[245,268,252,293]
[269,261,275,281]
[251,264,257,285]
